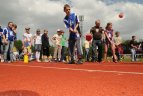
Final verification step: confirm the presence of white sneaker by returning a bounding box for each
[37,60,41,62]
[1,59,4,63]
[8,61,11,63]
[62,60,65,62]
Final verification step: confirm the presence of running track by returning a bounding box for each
[0,61,143,96]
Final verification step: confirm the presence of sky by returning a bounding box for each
[0,0,143,41]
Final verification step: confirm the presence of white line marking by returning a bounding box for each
[0,64,143,75]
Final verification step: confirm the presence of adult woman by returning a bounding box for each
[104,22,117,63]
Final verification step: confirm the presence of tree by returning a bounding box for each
[14,40,23,52]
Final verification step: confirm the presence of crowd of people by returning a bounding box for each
[0,4,143,64]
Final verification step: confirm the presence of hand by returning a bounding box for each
[110,40,114,45]
[73,29,78,33]
[4,40,8,45]
[22,46,24,49]
[69,27,73,32]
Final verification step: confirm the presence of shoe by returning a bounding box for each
[8,61,11,63]
[58,59,61,62]
[62,60,65,62]
[91,59,96,62]
[114,60,118,63]
[60,60,65,62]
[52,58,57,62]
[68,61,75,64]
[1,59,4,63]
[76,60,83,64]
[37,60,41,62]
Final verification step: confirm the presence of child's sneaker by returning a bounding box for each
[1,59,4,63]
[37,60,41,62]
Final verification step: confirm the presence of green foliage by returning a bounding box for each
[122,40,131,54]
[14,40,22,51]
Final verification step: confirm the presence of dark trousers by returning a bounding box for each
[61,46,65,61]
[92,40,103,62]
[115,48,120,61]
[68,39,76,61]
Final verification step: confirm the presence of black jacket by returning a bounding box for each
[42,33,50,48]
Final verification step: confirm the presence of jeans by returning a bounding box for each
[0,43,4,54]
[68,39,76,61]
[4,41,14,61]
[92,40,103,62]
[85,48,89,61]
[75,38,83,58]
[131,48,136,61]
[61,46,66,61]
[115,45,121,61]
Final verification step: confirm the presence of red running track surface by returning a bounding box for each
[0,61,143,96]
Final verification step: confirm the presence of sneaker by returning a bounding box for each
[58,58,61,62]
[76,60,83,64]
[8,61,11,63]
[37,60,41,62]
[62,60,65,62]
[1,59,4,63]
[68,60,75,64]
[91,59,96,62]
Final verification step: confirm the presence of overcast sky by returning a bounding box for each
[0,0,143,41]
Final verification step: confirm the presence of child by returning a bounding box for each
[60,30,67,62]
[63,4,83,64]
[22,27,32,61]
[34,29,42,62]
[114,31,122,61]
[52,29,62,62]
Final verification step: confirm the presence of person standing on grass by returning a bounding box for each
[52,29,62,62]
[22,27,33,61]
[63,4,83,64]
[103,22,117,63]
[130,36,138,62]
[90,20,104,63]
[114,31,122,61]
[3,22,15,63]
[60,30,67,62]
[41,29,50,62]
[34,29,42,62]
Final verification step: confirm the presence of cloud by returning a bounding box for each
[0,0,143,41]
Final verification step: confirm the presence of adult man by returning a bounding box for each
[130,36,138,62]
[90,20,104,63]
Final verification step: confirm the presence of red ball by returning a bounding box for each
[119,12,124,18]
[86,34,92,41]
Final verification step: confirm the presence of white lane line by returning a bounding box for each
[0,64,143,75]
